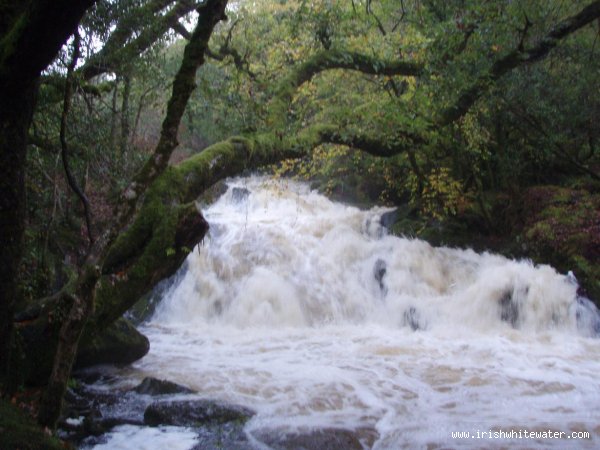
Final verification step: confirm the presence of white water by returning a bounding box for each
[105,177,600,448]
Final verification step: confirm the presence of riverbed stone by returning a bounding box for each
[253,427,379,450]
[190,421,252,450]
[144,399,255,427]
[134,377,195,396]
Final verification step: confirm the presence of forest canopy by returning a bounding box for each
[1,0,599,433]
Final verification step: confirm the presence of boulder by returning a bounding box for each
[144,399,255,427]
[134,377,195,396]
[253,427,378,450]
[75,317,149,368]
[379,208,399,230]
[190,421,251,450]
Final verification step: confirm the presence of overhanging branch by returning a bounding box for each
[81,0,199,79]
[268,48,422,124]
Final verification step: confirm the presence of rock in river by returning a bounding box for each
[144,399,255,427]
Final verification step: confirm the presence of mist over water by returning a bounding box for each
[106,177,600,448]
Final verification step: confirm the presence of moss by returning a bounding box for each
[0,399,65,450]
[76,317,149,368]
[94,201,207,329]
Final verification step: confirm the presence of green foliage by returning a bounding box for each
[19,0,600,311]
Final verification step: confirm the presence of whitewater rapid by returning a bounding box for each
[96,177,600,449]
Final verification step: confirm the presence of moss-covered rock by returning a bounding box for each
[144,399,255,427]
[75,317,149,368]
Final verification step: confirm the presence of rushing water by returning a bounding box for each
[92,177,600,449]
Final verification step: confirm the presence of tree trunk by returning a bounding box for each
[110,79,119,151]
[0,82,36,394]
[37,0,229,430]
[0,0,97,395]
[120,74,131,156]
[37,264,99,428]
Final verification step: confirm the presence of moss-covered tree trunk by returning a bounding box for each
[36,0,229,429]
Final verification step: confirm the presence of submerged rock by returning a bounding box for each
[231,186,251,202]
[573,296,600,336]
[499,290,520,327]
[402,307,421,331]
[134,377,195,396]
[144,399,255,427]
[190,421,251,450]
[59,383,147,444]
[253,427,378,450]
[373,259,387,292]
[62,377,254,448]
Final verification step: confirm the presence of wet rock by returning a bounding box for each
[231,186,250,202]
[403,307,421,331]
[144,400,255,427]
[191,421,251,450]
[573,296,600,337]
[499,291,519,327]
[134,377,195,396]
[379,208,399,230]
[373,260,389,298]
[60,384,146,444]
[253,427,378,450]
[75,317,149,368]
[373,259,387,292]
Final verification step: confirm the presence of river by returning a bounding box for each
[85,176,600,449]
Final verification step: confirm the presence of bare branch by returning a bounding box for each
[60,31,94,246]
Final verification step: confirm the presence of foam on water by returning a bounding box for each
[116,177,600,448]
[87,425,198,450]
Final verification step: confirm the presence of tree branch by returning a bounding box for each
[37,0,228,429]
[268,48,422,124]
[77,0,228,269]
[0,0,96,89]
[81,0,199,79]
[60,32,94,246]
[437,0,600,125]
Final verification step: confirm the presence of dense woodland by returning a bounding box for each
[1,0,599,443]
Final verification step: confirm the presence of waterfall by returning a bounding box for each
[153,176,599,336]
[96,176,600,449]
